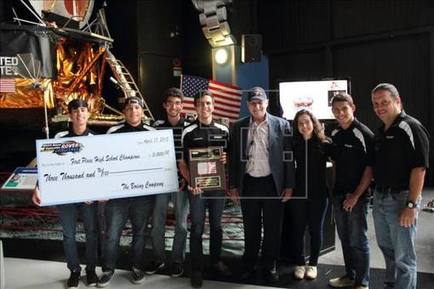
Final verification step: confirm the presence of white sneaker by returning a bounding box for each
[329,275,354,287]
[293,266,305,280]
[305,265,317,280]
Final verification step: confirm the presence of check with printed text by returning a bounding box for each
[36,130,178,206]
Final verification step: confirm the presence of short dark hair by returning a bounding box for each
[371,83,400,99]
[163,87,184,103]
[68,99,88,113]
[331,93,354,106]
[194,89,214,106]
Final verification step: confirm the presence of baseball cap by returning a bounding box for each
[123,96,144,109]
[247,86,268,102]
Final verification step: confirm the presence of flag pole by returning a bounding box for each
[179,74,183,90]
[42,82,50,139]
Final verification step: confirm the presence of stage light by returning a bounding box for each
[215,48,228,64]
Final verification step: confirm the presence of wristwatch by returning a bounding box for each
[406,200,418,209]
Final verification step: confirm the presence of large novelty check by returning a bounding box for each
[36,130,178,206]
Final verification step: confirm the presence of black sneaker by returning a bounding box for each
[131,266,146,284]
[190,271,203,288]
[170,263,184,278]
[144,261,165,275]
[263,267,279,283]
[86,270,98,287]
[97,271,114,288]
[211,261,231,277]
[240,268,256,282]
[67,271,81,288]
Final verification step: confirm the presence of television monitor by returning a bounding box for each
[279,79,350,120]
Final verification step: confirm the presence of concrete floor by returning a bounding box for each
[3,257,276,289]
[320,188,434,274]
[1,190,433,289]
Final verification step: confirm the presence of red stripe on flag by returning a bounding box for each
[209,80,241,120]
[213,95,241,107]
[182,98,196,115]
[215,103,240,114]
[180,75,242,120]
[209,85,241,98]
[213,110,239,119]
[209,79,240,90]
[0,78,16,93]
[214,105,240,115]
[211,91,241,103]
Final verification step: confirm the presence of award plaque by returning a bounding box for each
[188,146,226,191]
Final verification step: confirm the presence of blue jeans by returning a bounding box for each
[57,202,98,272]
[373,190,418,289]
[150,190,189,264]
[102,196,154,272]
[188,191,225,272]
[333,194,370,287]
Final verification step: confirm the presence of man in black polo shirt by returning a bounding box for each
[328,93,374,289]
[145,88,191,277]
[371,83,429,289]
[33,99,98,289]
[98,96,155,287]
[179,90,230,288]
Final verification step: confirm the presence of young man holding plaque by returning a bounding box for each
[228,87,295,284]
[179,90,230,288]
[144,88,191,277]
[97,96,155,287]
[32,99,99,288]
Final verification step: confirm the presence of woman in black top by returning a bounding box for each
[286,109,331,280]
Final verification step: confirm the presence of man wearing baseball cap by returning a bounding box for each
[98,96,156,287]
[229,87,295,283]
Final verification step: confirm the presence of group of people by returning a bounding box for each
[32,82,429,289]
[281,83,429,289]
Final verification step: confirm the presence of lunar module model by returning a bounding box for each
[0,0,154,138]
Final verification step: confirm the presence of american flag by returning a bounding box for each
[0,78,16,93]
[181,74,242,121]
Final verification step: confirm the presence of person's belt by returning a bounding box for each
[245,173,272,179]
[375,186,407,194]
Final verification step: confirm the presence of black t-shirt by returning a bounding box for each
[105,121,155,201]
[292,136,331,200]
[106,121,155,134]
[54,127,95,138]
[181,119,229,164]
[330,118,374,195]
[153,117,191,161]
[53,127,95,205]
[374,111,430,189]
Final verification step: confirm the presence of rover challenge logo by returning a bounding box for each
[40,141,83,155]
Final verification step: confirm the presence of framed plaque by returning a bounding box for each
[188,146,226,191]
